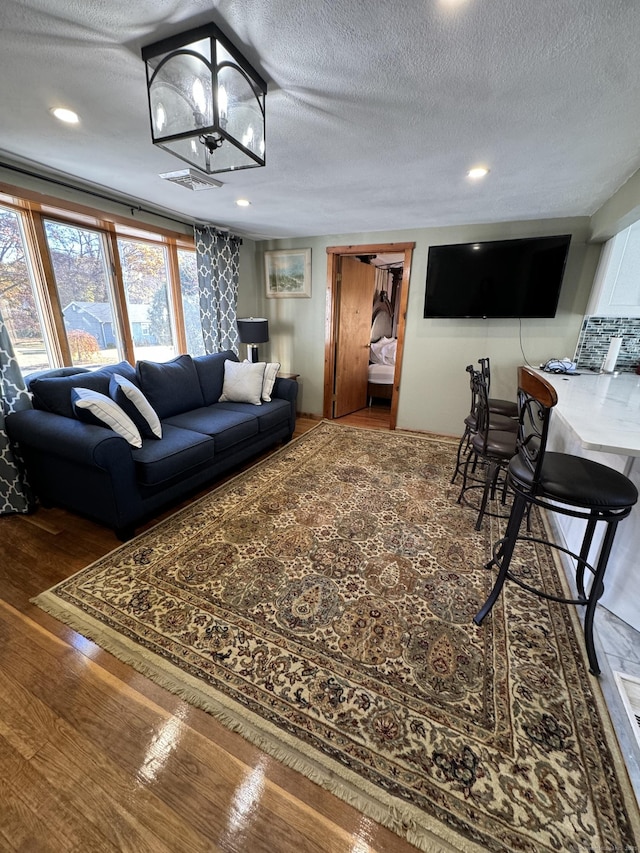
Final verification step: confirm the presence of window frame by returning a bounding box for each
[0,183,195,370]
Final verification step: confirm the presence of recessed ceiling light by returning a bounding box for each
[467,167,489,179]
[236,199,251,207]
[51,107,79,124]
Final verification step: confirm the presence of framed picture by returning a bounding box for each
[264,248,311,298]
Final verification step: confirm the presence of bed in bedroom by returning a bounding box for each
[368,335,396,405]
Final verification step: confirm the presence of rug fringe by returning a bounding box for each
[32,591,484,853]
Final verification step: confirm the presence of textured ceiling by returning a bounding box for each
[1,0,640,239]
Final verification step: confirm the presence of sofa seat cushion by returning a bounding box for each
[216,399,291,433]
[131,424,215,486]
[163,406,259,451]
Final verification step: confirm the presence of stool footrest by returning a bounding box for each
[484,540,591,607]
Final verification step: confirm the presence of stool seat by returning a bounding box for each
[471,428,516,460]
[465,411,517,432]
[489,397,518,418]
[510,452,638,509]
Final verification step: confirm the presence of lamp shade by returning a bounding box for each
[237,318,269,344]
[142,23,266,175]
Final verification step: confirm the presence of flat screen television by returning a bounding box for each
[423,234,571,319]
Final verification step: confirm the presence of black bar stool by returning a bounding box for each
[451,364,517,485]
[457,367,517,529]
[478,357,518,418]
[474,366,638,675]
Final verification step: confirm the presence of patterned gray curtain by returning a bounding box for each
[194,226,242,354]
[0,309,35,514]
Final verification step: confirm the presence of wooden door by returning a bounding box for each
[333,256,376,417]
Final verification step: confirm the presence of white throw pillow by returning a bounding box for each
[261,362,281,401]
[110,373,162,439]
[71,387,142,447]
[243,359,281,402]
[219,360,265,405]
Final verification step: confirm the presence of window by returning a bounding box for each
[0,205,54,373]
[118,237,177,363]
[177,248,205,356]
[43,219,122,366]
[0,191,197,375]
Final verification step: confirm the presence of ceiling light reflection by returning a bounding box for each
[220,760,266,843]
[350,816,376,853]
[137,705,188,785]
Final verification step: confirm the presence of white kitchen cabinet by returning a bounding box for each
[586,220,640,316]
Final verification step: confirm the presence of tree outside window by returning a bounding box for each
[0,206,53,373]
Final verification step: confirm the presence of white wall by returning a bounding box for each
[248,218,599,436]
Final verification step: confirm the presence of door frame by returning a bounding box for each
[323,241,415,429]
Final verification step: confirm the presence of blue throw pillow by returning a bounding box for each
[136,354,204,419]
[71,387,142,447]
[109,373,162,439]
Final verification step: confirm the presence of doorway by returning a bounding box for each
[323,241,415,429]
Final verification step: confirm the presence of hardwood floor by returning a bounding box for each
[0,409,419,853]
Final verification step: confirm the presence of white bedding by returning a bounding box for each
[369,336,396,365]
[368,363,395,384]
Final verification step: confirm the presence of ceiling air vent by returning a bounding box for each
[159,169,223,191]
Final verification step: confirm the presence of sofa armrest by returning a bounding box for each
[272,377,298,434]
[6,409,133,469]
[272,376,298,405]
[6,408,142,533]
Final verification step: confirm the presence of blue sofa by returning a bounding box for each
[6,351,297,538]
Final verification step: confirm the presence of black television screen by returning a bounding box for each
[423,234,571,319]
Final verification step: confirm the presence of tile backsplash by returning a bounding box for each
[574,316,640,372]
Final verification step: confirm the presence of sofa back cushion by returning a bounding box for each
[30,361,137,418]
[193,350,238,405]
[136,354,204,419]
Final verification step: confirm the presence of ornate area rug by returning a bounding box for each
[34,421,640,852]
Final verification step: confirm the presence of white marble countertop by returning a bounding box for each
[533,369,640,457]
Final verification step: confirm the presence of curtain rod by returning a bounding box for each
[0,159,198,230]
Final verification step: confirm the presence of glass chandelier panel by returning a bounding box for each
[142,24,266,175]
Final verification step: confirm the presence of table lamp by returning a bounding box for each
[237,318,269,362]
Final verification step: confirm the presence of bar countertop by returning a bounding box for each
[534,368,640,457]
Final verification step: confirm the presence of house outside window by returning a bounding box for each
[44,219,122,367]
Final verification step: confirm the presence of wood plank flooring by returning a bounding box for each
[0,407,420,853]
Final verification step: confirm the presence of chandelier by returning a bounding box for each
[142,23,266,175]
